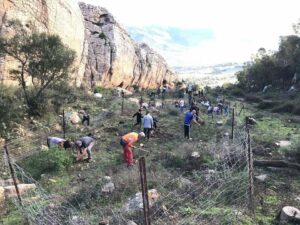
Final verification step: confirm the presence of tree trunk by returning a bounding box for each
[254,160,300,171]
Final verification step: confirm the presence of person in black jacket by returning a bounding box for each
[132,109,143,129]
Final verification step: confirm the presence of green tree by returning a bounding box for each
[0,20,76,115]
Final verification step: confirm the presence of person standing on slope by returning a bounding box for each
[132,108,143,129]
[143,111,154,141]
[184,109,201,140]
[120,132,145,166]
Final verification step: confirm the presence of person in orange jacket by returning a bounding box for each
[120,131,145,166]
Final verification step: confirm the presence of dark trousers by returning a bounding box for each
[184,124,190,139]
[133,120,142,128]
[82,115,90,126]
[144,128,151,140]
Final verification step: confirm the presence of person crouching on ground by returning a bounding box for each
[184,109,201,140]
[47,137,72,150]
[75,134,95,162]
[120,132,145,167]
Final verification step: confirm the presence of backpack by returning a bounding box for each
[120,139,127,146]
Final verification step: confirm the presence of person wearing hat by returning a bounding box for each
[47,137,72,150]
[120,132,145,166]
[75,134,94,162]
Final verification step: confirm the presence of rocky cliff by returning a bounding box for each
[79,3,173,89]
[0,0,173,88]
[0,0,86,86]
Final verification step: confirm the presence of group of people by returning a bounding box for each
[47,134,95,162]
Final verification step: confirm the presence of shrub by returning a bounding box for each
[230,87,245,97]
[94,86,105,93]
[272,103,295,113]
[0,85,25,136]
[244,94,262,103]
[19,148,72,180]
[257,101,279,110]
[168,109,180,116]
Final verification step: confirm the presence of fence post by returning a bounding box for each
[246,120,254,212]
[4,140,23,206]
[121,91,125,114]
[139,157,151,225]
[231,108,235,139]
[62,109,66,139]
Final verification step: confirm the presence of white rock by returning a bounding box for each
[275,141,291,148]
[191,151,200,158]
[128,98,139,105]
[103,176,111,182]
[123,189,160,212]
[101,182,115,193]
[127,221,137,225]
[94,93,103,98]
[255,174,268,182]
[216,121,223,126]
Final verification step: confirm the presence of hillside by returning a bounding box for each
[0,0,174,88]
[1,87,300,225]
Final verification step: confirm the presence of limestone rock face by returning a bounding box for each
[79,3,174,89]
[0,0,86,85]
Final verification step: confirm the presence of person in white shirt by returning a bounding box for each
[143,111,154,141]
[179,99,185,112]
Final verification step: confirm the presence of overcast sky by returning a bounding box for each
[76,0,300,66]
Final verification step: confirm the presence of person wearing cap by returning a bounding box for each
[75,134,94,162]
[120,132,145,166]
[184,109,201,140]
[47,137,72,150]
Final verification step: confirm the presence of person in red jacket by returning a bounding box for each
[120,132,145,166]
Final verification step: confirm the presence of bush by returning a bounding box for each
[19,148,72,180]
[94,86,105,93]
[0,85,25,136]
[272,102,295,113]
[168,109,180,116]
[230,87,245,97]
[244,94,262,103]
[257,101,279,110]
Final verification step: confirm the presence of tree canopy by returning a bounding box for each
[0,20,76,115]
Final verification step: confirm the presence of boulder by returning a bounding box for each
[123,189,160,212]
[101,182,115,194]
[79,3,174,89]
[69,112,81,124]
[94,93,103,98]
[54,123,63,132]
[128,98,139,105]
[280,206,300,225]
[255,174,268,182]
[191,151,200,158]
[127,221,137,225]
[0,186,5,207]
[216,121,223,126]
[4,184,36,198]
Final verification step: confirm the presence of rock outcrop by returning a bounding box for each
[0,0,86,85]
[79,3,173,89]
[0,1,173,89]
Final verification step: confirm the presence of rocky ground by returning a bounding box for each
[1,88,300,225]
